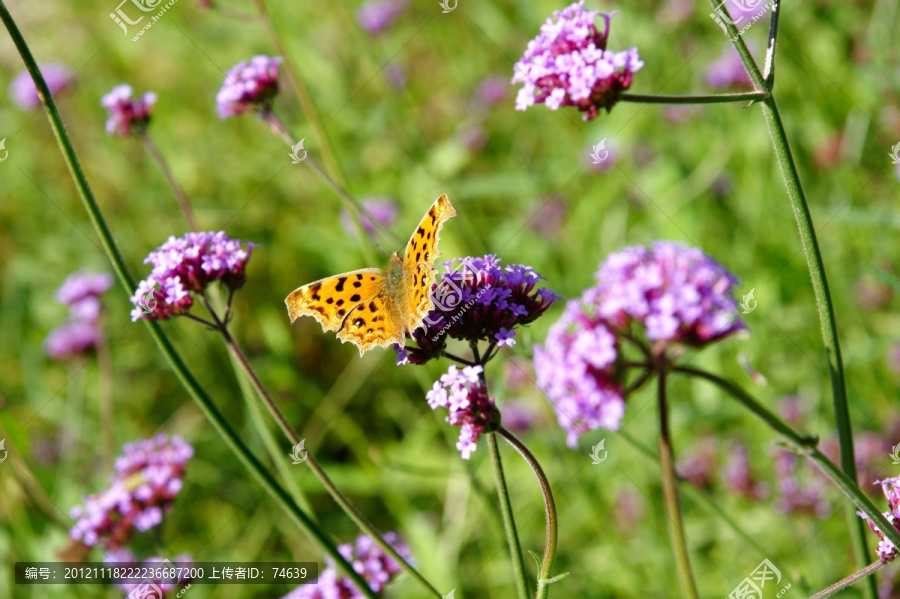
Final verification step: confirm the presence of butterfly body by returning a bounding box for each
[286,194,456,355]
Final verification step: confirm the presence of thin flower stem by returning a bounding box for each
[442,351,478,366]
[201,297,442,598]
[710,0,766,91]
[672,365,900,552]
[808,561,887,599]
[620,91,768,104]
[0,6,376,594]
[656,369,700,599]
[487,432,531,599]
[251,0,344,185]
[140,132,199,231]
[758,94,876,595]
[265,111,377,267]
[763,0,780,88]
[497,427,558,599]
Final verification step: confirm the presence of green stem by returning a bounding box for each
[140,131,199,231]
[0,5,375,594]
[759,94,875,595]
[710,0,766,91]
[487,432,530,599]
[203,300,441,598]
[809,561,887,599]
[620,91,768,104]
[497,428,558,599]
[656,369,700,599]
[673,365,900,552]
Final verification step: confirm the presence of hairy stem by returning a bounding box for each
[488,432,530,599]
[809,561,887,599]
[140,132,199,231]
[497,427,558,599]
[657,369,700,599]
[620,91,768,104]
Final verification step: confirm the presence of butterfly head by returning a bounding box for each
[387,253,404,284]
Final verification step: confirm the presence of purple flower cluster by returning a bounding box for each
[705,46,752,89]
[426,365,499,459]
[535,242,744,444]
[69,435,193,549]
[129,231,254,321]
[395,255,559,366]
[356,0,408,35]
[104,549,194,596]
[282,533,407,598]
[44,271,114,360]
[858,477,900,560]
[773,451,830,518]
[102,84,157,136]
[9,63,72,110]
[216,55,283,119]
[512,2,644,121]
[341,198,399,238]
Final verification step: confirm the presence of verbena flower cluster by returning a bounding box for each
[282,533,406,598]
[104,549,194,597]
[216,55,283,118]
[68,435,193,549]
[535,241,744,445]
[44,271,113,360]
[395,255,559,366]
[130,231,254,321]
[512,1,644,121]
[9,63,72,110]
[427,365,499,459]
[858,477,900,560]
[102,84,157,136]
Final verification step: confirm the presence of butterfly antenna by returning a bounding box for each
[375,243,390,257]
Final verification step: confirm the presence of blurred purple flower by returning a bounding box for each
[282,532,407,598]
[9,63,72,110]
[356,0,408,35]
[44,321,101,361]
[512,2,643,121]
[129,231,254,321]
[102,84,157,136]
[859,477,900,560]
[723,443,768,499]
[459,127,487,152]
[56,271,114,306]
[341,198,399,237]
[384,64,406,89]
[677,438,717,488]
[69,434,192,549]
[705,46,752,88]
[216,55,283,119]
[105,549,193,596]
[528,197,567,237]
[475,75,508,107]
[773,450,830,518]
[394,255,559,366]
[500,402,540,432]
[426,365,499,459]
[662,104,702,125]
[821,431,890,492]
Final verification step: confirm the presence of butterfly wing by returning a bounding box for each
[286,268,385,331]
[337,293,403,355]
[402,194,456,330]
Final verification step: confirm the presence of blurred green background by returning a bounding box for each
[1,0,899,596]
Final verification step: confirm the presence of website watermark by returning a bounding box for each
[109,0,181,42]
[416,260,492,341]
[709,0,773,40]
[728,559,791,599]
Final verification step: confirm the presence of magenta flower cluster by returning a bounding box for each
[102,84,157,136]
[216,55,283,118]
[395,255,559,366]
[44,271,113,361]
[130,231,254,321]
[356,0,408,35]
[104,549,194,597]
[282,533,407,598]
[427,365,499,459]
[858,477,900,560]
[512,1,644,121]
[535,241,744,445]
[9,63,72,110]
[69,434,193,549]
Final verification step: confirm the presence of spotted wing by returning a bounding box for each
[402,194,456,329]
[337,293,403,355]
[285,269,386,334]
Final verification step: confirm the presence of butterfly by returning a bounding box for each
[285,194,457,355]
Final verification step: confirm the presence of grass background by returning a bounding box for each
[1,0,899,596]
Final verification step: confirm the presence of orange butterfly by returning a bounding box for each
[285,194,457,355]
